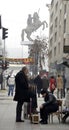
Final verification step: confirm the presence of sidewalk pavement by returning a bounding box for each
[0,89,69,130]
[0,89,13,100]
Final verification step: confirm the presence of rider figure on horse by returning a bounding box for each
[27,12,41,28]
[27,14,33,27]
[33,12,40,26]
[21,12,47,41]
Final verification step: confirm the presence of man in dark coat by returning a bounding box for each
[13,66,37,122]
[40,89,59,124]
[34,74,42,97]
[41,75,49,91]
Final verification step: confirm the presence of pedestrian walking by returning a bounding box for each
[8,75,15,96]
[56,75,63,98]
[65,69,69,93]
[62,74,66,98]
[34,73,42,97]
[41,75,49,91]
[49,76,56,94]
[13,66,37,122]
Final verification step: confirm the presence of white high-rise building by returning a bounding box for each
[49,0,69,75]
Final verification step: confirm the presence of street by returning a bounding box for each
[0,90,69,130]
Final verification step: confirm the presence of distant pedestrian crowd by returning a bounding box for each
[34,72,67,99]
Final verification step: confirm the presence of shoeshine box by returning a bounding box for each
[31,114,39,124]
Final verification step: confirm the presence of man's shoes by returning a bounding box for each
[16,119,24,122]
[41,121,48,124]
[39,120,44,123]
[40,120,48,124]
[62,117,66,123]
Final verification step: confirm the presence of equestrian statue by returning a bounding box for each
[21,12,48,41]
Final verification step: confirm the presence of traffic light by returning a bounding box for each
[2,27,8,39]
[2,61,9,70]
[0,15,2,29]
[2,62,5,70]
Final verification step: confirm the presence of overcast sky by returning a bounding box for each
[0,0,51,58]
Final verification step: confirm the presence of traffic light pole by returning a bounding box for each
[1,39,6,90]
[3,39,5,64]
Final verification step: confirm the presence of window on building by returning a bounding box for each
[64,4,66,14]
[59,9,61,21]
[50,25,53,34]
[51,0,54,8]
[58,42,60,54]
[55,2,58,12]
[54,47,56,56]
[50,12,53,22]
[54,32,57,42]
[63,38,66,46]
[50,37,53,47]
[49,50,52,59]
[55,17,58,27]
[64,19,66,33]
[59,25,61,36]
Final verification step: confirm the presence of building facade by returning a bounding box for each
[49,0,69,75]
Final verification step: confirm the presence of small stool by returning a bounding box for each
[31,114,39,124]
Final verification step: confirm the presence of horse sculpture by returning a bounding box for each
[21,12,48,41]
